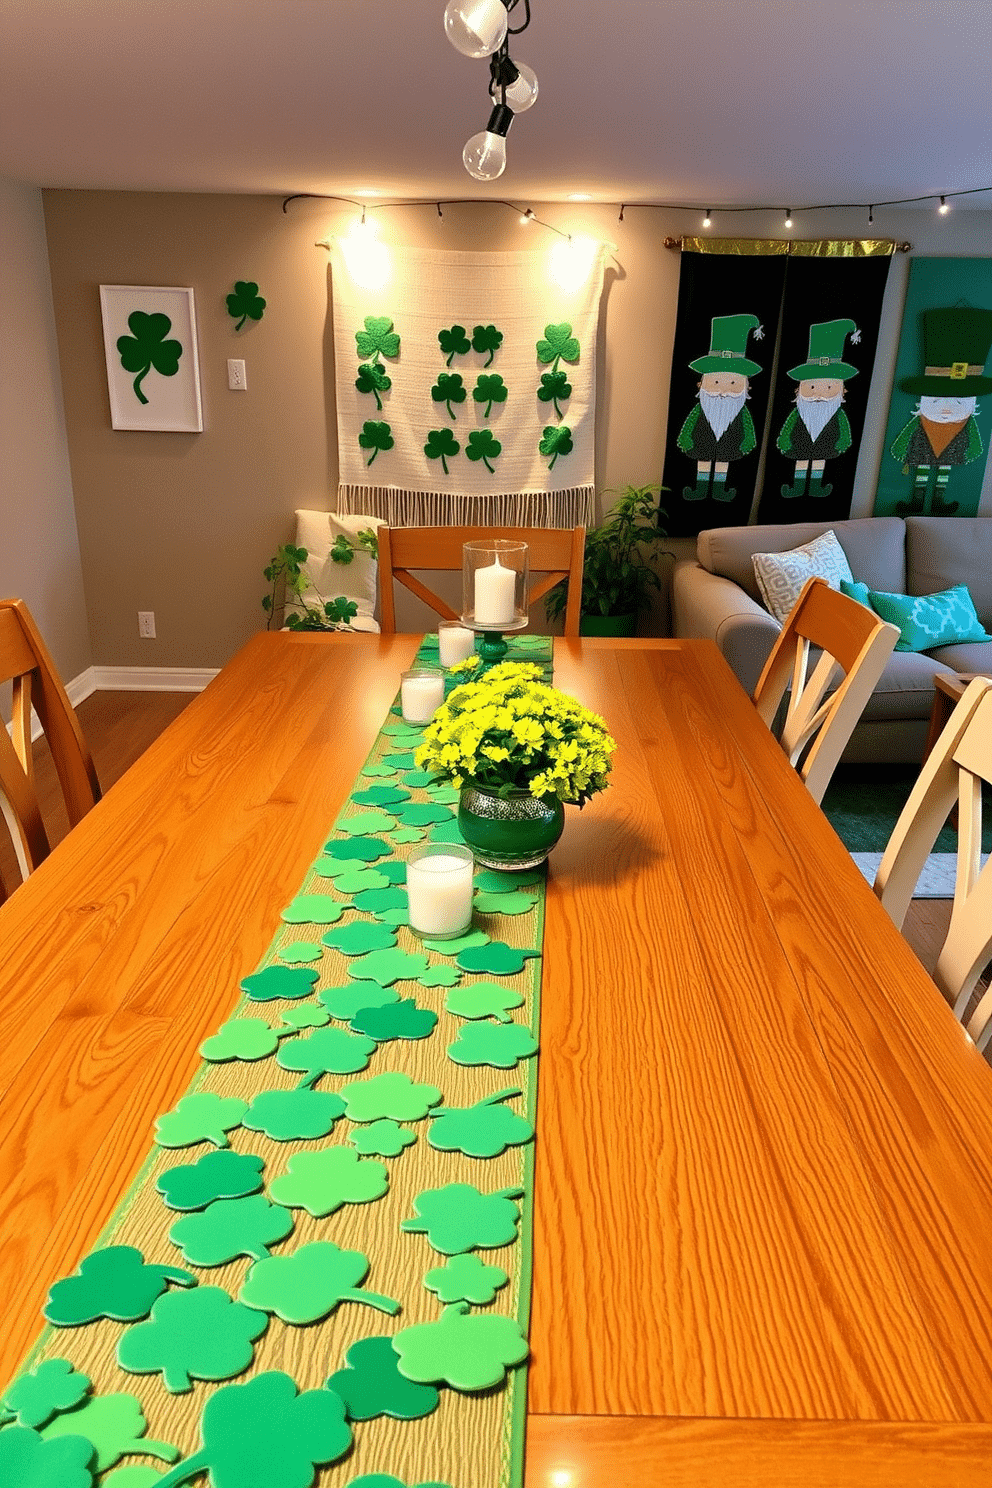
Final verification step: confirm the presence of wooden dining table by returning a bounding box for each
[2,631,992,1487]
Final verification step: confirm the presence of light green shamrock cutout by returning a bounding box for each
[348,1478,452,1488]
[417,963,462,988]
[456,942,540,976]
[355,316,400,361]
[445,982,525,1022]
[242,1088,345,1141]
[277,1027,376,1083]
[0,1429,95,1488]
[349,948,430,984]
[320,981,399,1021]
[351,785,411,807]
[277,941,324,964]
[401,769,436,789]
[423,1254,508,1306]
[169,1194,294,1267]
[427,1087,534,1158]
[392,1302,528,1391]
[102,1468,168,1488]
[422,928,489,955]
[473,890,539,916]
[281,895,344,925]
[338,810,397,836]
[200,1018,280,1063]
[116,1286,268,1393]
[240,1241,400,1324]
[39,1391,179,1471]
[347,1120,417,1158]
[429,819,467,844]
[321,867,391,893]
[447,1022,538,1068]
[155,1094,248,1149]
[0,1359,91,1429]
[280,1004,330,1031]
[360,762,398,778]
[400,1182,523,1254]
[472,868,543,893]
[340,1071,443,1123]
[322,922,398,956]
[241,965,319,1002]
[426,786,459,805]
[269,1146,389,1216]
[381,751,416,768]
[389,827,425,844]
[393,802,453,828]
[353,886,408,917]
[536,321,580,369]
[382,723,425,741]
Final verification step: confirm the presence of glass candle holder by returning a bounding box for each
[406,843,475,940]
[462,540,529,629]
[400,667,445,724]
[438,620,477,667]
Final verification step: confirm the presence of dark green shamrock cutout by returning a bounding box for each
[0,1427,94,1488]
[243,1088,345,1141]
[472,323,503,365]
[423,1253,508,1306]
[144,1371,352,1487]
[438,324,470,365]
[269,1146,388,1217]
[465,428,502,473]
[393,1302,528,1391]
[320,980,399,1021]
[355,362,392,409]
[473,889,538,915]
[540,424,574,469]
[0,1360,91,1429]
[226,281,266,331]
[352,885,408,918]
[351,785,411,807]
[355,316,400,361]
[350,998,438,1042]
[241,965,319,1002]
[277,1026,376,1083]
[381,750,417,769]
[392,801,453,827]
[427,1086,535,1158]
[323,835,394,862]
[322,921,398,956]
[537,369,572,417]
[457,941,540,975]
[239,1241,400,1324]
[447,1021,538,1068]
[472,373,507,418]
[400,1182,524,1254]
[44,1247,196,1327]
[358,420,394,466]
[347,1119,417,1157]
[116,311,182,405]
[327,1336,439,1422]
[117,1286,268,1394]
[39,1390,178,1472]
[169,1195,294,1267]
[536,322,580,370]
[424,428,460,473]
[157,1151,266,1212]
[430,372,467,421]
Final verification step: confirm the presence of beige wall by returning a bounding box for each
[0,176,91,689]
[41,190,992,667]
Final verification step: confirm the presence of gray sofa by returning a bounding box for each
[672,515,992,763]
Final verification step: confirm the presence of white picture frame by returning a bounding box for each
[100,285,203,432]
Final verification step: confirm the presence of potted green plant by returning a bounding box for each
[262,529,378,631]
[545,483,669,637]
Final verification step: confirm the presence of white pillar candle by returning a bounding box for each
[474,557,516,626]
[400,668,445,724]
[406,846,475,939]
[438,622,476,667]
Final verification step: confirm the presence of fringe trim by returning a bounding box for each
[337,485,596,529]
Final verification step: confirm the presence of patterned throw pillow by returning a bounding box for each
[751,530,854,623]
[866,584,991,653]
[840,579,872,607]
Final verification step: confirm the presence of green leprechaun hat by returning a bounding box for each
[787,318,861,380]
[689,313,764,375]
[899,306,992,395]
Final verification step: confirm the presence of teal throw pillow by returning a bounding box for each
[865,584,991,653]
[840,579,872,607]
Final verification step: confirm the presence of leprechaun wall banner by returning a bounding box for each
[873,257,992,518]
[330,244,604,527]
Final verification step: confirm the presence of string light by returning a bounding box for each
[784,208,794,228]
[702,208,712,227]
[868,204,874,224]
[520,207,535,224]
[939,195,950,214]
[444,0,538,181]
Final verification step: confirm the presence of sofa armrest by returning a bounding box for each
[672,559,782,696]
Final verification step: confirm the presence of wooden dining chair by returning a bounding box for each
[377,525,586,636]
[752,576,900,806]
[0,597,101,896]
[873,675,992,1047]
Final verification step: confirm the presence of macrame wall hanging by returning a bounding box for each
[329,243,604,527]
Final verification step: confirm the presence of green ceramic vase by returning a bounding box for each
[458,784,565,871]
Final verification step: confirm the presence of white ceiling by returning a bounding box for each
[2,0,990,211]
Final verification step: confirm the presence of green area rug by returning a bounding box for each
[821,765,992,855]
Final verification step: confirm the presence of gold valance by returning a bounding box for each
[664,236,909,256]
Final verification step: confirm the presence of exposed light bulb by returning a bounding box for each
[702,208,712,227]
[784,208,794,228]
[463,104,512,182]
[491,58,538,112]
[868,204,874,224]
[550,235,599,291]
[520,207,535,224]
[340,215,390,289]
[939,195,950,214]
[444,0,507,58]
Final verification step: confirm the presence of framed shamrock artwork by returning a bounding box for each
[100,285,203,431]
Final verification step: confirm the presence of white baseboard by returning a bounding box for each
[87,666,219,693]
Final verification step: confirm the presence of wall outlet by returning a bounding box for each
[138,611,156,638]
[227,358,247,391]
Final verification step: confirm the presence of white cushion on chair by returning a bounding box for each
[752,529,853,624]
[291,510,382,632]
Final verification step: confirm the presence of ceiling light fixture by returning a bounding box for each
[446,0,537,182]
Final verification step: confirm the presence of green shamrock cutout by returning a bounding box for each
[423,1254,508,1306]
[426,784,459,804]
[100,1469,166,1488]
[423,928,489,955]
[347,1479,452,1488]
[241,965,319,1002]
[116,311,182,405]
[429,817,467,843]
[376,859,411,883]
[226,281,266,330]
[0,1427,94,1488]
[417,963,462,987]
[281,894,344,925]
[43,1247,196,1326]
[400,1182,524,1254]
[438,324,470,365]
[268,1146,389,1217]
[327,1336,439,1422]
[117,1286,268,1393]
[473,889,539,916]
[465,428,502,473]
[473,867,543,893]
[393,801,453,827]
[240,1241,400,1324]
[242,1088,344,1141]
[316,865,389,893]
[540,424,574,469]
[424,428,460,473]
[143,1371,352,1487]
[472,323,503,365]
[157,1151,266,1212]
[322,921,398,956]
[38,1390,179,1471]
[389,827,425,844]
[536,321,580,370]
[0,1360,91,1429]
[169,1195,294,1267]
[430,372,467,420]
[350,998,438,1041]
[383,722,426,741]
[155,1093,248,1149]
[392,1302,528,1390]
[472,373,507,417]
[280,1004,331,1031]
[355,361,391,410]
[320,980,399,1021]
[353,885,408,917]
[358,420,394,466]
[456,941,539,975]
[351,785,411,807]
[347,1119,417,1157]
[445,982,525,1022]
[200,1019,279,1063]
[381,750,416,768]
[355,316,400,361]
[427,1087,534,1157]
[349,947,430,984]
[537,369,572,417]
[277,1026,376,1083]
[447,1021,538,1068]
[360,762,398,778]
[277,940,324,964]
[338,809,397,836]
[323,835,394,862]
[340,1071,443,1123]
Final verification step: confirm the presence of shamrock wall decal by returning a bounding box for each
[431,372,467,420]
[540,425,574,469]
[116,311,182,405]
[465,429,502,474]
[438,324,471,366]
[473,374,507,418]
[472,323,504,365]
[424,428,460,474]
[538,369,572,418]
[358,420,394,466]
[226,281,266,331]
[536,322,580,371]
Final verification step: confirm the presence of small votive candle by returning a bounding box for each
[438,621,476,667]
[400,667,445,724]
[406,843,475,940]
